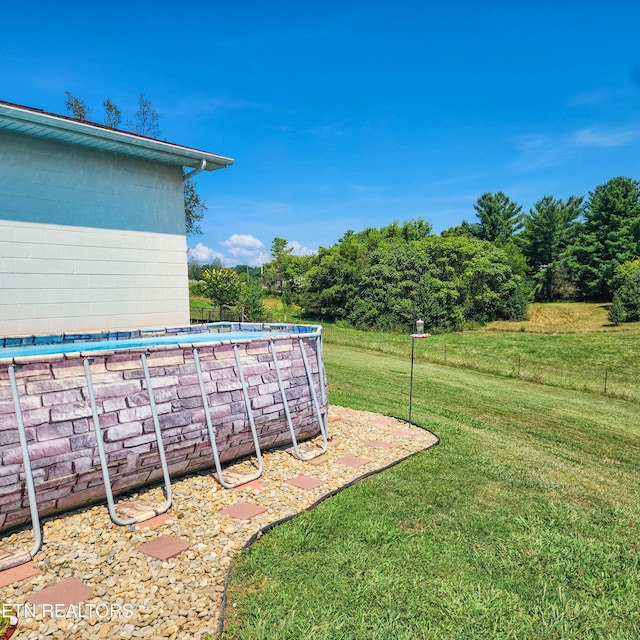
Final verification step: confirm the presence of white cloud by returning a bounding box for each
[221,234,264,250]
[571,126,640,148]
[512,124,640,171]
[287,240,317,257]
[191,234,316,267]
[187,243,225,263]
[219,234,265,267]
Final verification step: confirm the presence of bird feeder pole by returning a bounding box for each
[409,319,430,425]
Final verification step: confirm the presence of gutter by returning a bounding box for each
[184,159,207,181]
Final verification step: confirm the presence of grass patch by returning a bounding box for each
[190,296,213,310]
[262,297,306,324]
[222,331,640,639]
[322,303,640,401]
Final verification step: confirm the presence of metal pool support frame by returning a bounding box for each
[316,333,328,407]
[193,345,264,488]
[83,356,173,526]
[7,365,42,562]
[299,337,328,440]
[269,339,327,460]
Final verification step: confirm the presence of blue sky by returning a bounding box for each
[2,1,640,266]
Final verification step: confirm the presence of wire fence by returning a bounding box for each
[189,307,274,324]
[416,340,640,403]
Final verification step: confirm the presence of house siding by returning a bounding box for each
[0,129,190,336]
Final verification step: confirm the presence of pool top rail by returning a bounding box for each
[0,322,322,362]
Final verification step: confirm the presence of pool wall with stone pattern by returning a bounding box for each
[0,324,327,533]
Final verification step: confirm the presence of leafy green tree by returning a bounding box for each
[202,267,241,319]
[417,272,464,331]
[308,224,527,331]
[347,242,427,330]
[126,93,160,138]
[472,192,523,244]
[239,280,267,321]
[611,260,640,322]
[568,177,640,300]
[187,259,203,281]
[103,99,121,128]
[267,237,292,291]
[521,195,583,300]
[184,175,207,236]
[440,220,480,238]
[418,235,527,329]
[300,219,433,320]
[187,258,220,281]
[300,230,370,319]
[301,219,527,329]
[233,264,262,280]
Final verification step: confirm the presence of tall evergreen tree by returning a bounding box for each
[568,177,640,300]
[521,195,583,300]
[472,192,523,244]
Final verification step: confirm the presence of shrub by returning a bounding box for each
[608,294,627,324]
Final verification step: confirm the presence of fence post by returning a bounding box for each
[517,354,521,377]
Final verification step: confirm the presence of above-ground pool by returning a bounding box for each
[0,322,328,544]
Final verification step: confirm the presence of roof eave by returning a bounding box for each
[0,101,234,171]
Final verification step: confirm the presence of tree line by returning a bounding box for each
[193,175,640,331]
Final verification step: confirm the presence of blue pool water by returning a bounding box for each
[0,325,320,360]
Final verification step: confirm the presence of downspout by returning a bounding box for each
[184,158,207,180]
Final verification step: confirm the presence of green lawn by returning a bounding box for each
[323,303,640,401]
[222,324,640,639]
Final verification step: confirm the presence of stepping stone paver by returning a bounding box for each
[219,501,267,520]
[137,535,192,560]
[0,560,40,588]
[236,480,266,490]
[391,429,414,437]
[286,475,325,490]
[134,513,173,530]
[306,453,328,465]
[368,440,396,449]
[116,500,163,523]
[27,577,93,606]
[336,455,370,468]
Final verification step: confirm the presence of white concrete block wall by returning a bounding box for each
[0,129,191,336]
[0,219,189,335]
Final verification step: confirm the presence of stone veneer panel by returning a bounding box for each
[0,335,327,532]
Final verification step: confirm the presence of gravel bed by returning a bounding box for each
[1,406,438,639]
